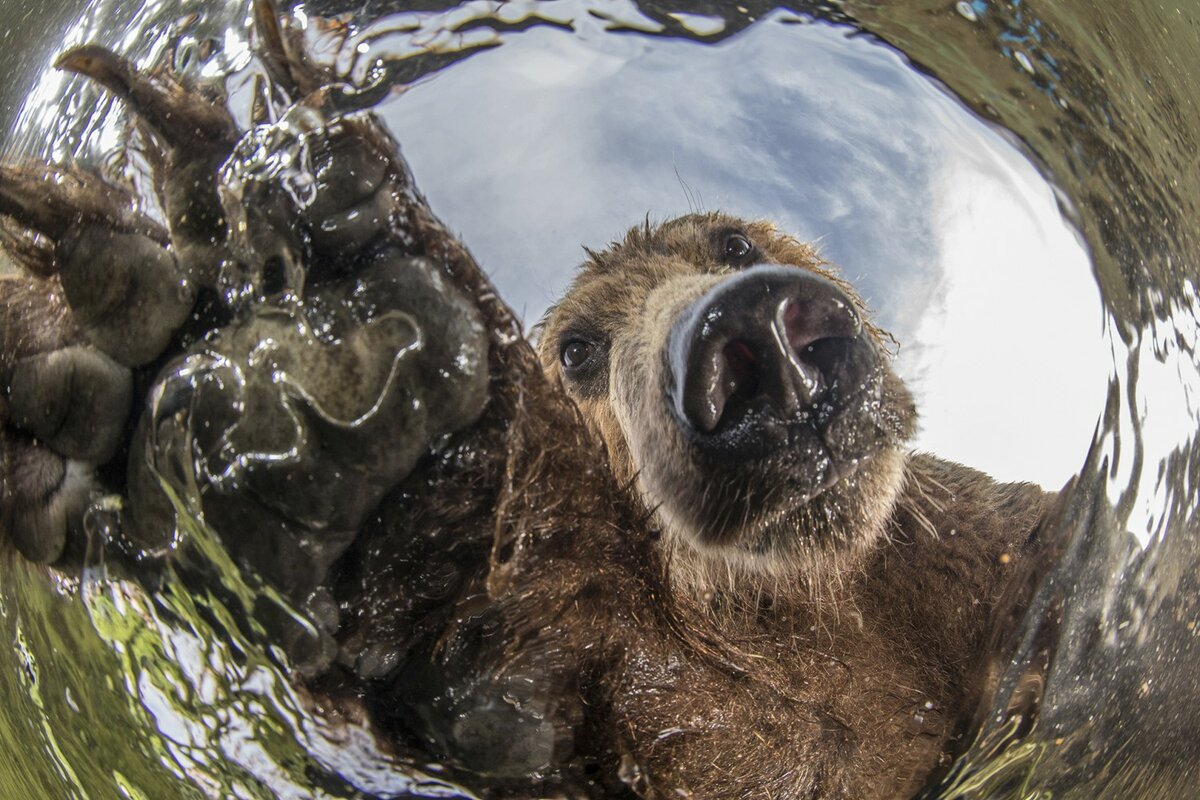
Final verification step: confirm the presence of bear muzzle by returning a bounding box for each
[666,264,877,461]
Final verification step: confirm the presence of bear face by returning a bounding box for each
[538,213,918,586]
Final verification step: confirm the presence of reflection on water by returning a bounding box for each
[0,0,1197,798]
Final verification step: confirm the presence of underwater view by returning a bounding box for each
[0,0,1197,797]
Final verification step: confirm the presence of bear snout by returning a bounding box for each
[666,264,871,453]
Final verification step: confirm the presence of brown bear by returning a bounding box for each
[0,6,1061,796]
[339,214,1059,799]
[520,213,1057,797]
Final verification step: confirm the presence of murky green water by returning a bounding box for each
[1,0,1198,797]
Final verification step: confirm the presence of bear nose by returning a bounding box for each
[667,264,863,436]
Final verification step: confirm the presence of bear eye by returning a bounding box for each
[561,339,595,370]
[722,232,755,265]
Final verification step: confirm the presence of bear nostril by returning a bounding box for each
[780,296,859,353]
[679,338,762,434]
[795,336,850,383]
[778,295,859,404]
[723,339,759,398]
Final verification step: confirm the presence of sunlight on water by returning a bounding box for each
[914,133,1107,489]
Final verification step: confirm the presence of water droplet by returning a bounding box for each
[618,753,645,789]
